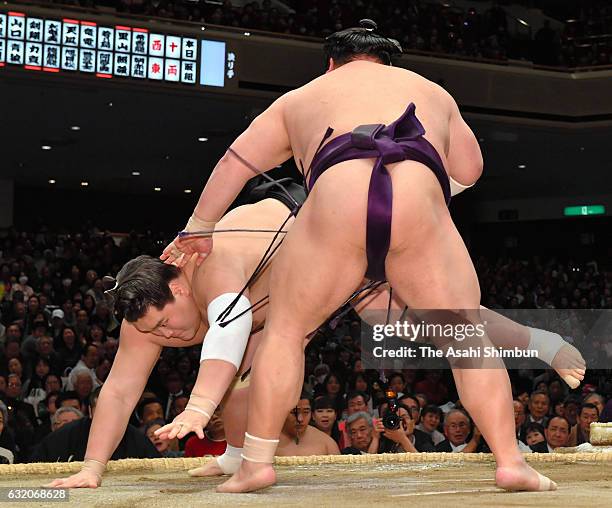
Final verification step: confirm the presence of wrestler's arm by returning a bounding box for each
[155,260,252,440]
[45,321,162,488]
[446,96,483,189]
[162,95,294,266]
[192,95,293,223]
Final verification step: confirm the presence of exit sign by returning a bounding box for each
[564,205,605,216]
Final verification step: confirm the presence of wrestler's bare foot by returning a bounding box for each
[551,343,586,389]
[216,461,276,493]
[496,461,557,492]
[188,459,225,477]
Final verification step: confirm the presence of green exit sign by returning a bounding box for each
[564,205,605,216]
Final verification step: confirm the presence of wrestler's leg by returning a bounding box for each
[218,187,367,493]
[188,385,249,477]
[384,203,556,491]
[479,307,585,388]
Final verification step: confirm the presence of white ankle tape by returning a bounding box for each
[528,327,565,366]
[241,432,279,464]
[216,444,243,474]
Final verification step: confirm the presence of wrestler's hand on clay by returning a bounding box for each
[44,469,101,489]
[161,235,212,267]
[154,408,207,441]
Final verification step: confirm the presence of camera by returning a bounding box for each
[382,390,401,430]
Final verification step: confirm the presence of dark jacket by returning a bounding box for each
[529,441,550,453]
[30,418,160,462]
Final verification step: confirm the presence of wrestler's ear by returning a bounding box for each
[168,280,190,297]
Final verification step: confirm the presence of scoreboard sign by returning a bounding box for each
[0,10,234,88]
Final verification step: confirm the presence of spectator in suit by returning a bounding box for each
[524,390,550,429]
[530,416,570,453]
[435,409,484,453]
[137,397,165,426]
[30,387,160,462]
[568,403,599,446]
[52,407,83,432]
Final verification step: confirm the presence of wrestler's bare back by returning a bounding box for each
[135,198,295,351]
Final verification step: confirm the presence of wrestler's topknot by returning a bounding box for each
[324,18,402,67]
[108,255,180,322]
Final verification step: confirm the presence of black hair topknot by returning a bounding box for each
[324,19,402,67]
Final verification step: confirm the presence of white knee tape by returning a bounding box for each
[216,444,243,474]
[200,293,252,370]
[528,327,565,366]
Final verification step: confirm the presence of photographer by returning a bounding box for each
[372,403,420,454]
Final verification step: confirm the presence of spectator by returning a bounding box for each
[161,372,185,421]
[312,395,343,449]
[144,418,184,458]
[417,404,445,446]
[277,395,340,456]
[30,387,160,462]
[563,395,581,427]
[66,344,100,391]
[56,391,81,412]
[56,327,82,372]
[397,394,435,451]
[522,422,546,448]
[52,406,83,432]
[345,391,370,416]
[184,409,227,457]
[3,373,36,461]
[530,416,571,452]
[524,390,550,428]
[138,397,165,425]
[0,401,16,464]
[342,411,374,454]
[583,393,605,417]
[372,405,421,453]
[315,373,344,416]
[435,409,484,453]
[568,403,599,446]
[387,372,407,397]
[43,373,62,394]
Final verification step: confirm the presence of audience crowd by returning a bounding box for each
[0,226,610,464]
[19,0,612,67]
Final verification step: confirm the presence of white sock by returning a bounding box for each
[527,327,566,366]
[216,444,243,474]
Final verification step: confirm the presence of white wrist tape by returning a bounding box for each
[184,213,217,233]
[83,458,106,479]
[216,444,243,474]
[449,176,475,196]
[200,293,252,370]
[528,327,565,366]
[185,394,217,420]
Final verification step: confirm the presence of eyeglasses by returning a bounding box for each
[447,422,468,430]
